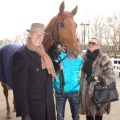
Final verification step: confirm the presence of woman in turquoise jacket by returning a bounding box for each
[53,51,83,120]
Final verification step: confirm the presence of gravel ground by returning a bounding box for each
[0,78,120,120]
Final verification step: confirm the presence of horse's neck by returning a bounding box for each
[43,17,57,52]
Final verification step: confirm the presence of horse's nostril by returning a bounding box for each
[60,22,64,27]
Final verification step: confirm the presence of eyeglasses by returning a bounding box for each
[88,42,97,45]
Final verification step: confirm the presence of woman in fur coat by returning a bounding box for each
[79,37,116,120]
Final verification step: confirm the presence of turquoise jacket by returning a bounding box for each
[53,52,83,93]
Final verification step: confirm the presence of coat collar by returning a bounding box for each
[24,46,41,66]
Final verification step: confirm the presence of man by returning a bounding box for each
[12,23,56,120]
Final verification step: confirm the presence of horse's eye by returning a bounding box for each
[59,22,64,27]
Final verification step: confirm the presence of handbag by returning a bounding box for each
[93,82,119,109]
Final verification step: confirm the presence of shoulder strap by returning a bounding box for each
[58,55,67,64]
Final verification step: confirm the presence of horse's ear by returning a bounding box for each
[71,5,78,16]
[58,1,65,15]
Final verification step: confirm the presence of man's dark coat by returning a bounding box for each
[12,46,56,120]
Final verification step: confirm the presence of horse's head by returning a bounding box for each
[43,1,81,57]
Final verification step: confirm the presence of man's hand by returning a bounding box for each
[22,115,32,120]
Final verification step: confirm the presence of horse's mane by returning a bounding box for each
[42,17,56,52]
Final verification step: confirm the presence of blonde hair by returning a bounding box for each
[89,37,100,45]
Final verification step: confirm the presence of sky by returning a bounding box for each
[0,0,120,40]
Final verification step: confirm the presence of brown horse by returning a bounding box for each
[0,1,80,119]
[0,44,20,119]
[1,83,11,119]
[43,1,81,56]
[1,83,15,119]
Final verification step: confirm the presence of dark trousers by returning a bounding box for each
[55,91,80,120]
[86,115,102,120]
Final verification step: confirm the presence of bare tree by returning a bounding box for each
[89,14,120,55]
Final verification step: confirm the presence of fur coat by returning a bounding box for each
[79,51,115,115]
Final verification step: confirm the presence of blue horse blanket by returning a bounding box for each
[0,44,22,89]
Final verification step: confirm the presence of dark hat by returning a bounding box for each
[26,23,48,34]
